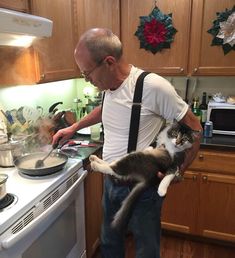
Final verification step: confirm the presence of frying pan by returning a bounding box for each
[14,152,68,176]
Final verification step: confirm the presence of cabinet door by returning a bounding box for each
[75,0,120,37]
[120,0,192,75]
[161,171,199,234]
[0,47,40,86]
[84,155,103,258]
[189,0,235,75]
[199,173,235,243]
[30,0,79,83]
[0,0,29,12]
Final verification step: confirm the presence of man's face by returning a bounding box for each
[74,44,107,90]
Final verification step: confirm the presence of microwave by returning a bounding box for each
[207,101,235,136]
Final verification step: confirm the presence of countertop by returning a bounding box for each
[72,133,235,167]
[200,134,235,151]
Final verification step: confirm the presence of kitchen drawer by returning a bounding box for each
[189,150,235,175]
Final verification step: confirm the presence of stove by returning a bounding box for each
[0,157,84,237]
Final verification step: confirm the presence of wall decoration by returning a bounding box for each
[208,6,235,55]
[134,7,177,54]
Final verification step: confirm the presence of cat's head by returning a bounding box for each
[167,122,199,151]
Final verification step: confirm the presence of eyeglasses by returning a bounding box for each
[80,59,105,81]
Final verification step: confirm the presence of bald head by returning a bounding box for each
[75,28,123,64]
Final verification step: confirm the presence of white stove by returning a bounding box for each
[0,158,87,258]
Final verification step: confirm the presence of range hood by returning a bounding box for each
[0,8,53,47]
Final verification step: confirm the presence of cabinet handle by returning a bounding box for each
[180,67,184,72]
[199,154,204,160]
[202,175,208,181]
[40,74,45,80]
[193,68,198,73]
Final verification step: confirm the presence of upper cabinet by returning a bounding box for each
[0,0,29,12]
[30,0,80,83]
[189,0,235,76]
[120,0,191,76]
[120,0,235,76]
[75,0,120,37]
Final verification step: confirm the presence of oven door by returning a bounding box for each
[0,170,87,258]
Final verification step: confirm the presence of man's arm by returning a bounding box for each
[178,108,202,173]
[52,106,102,145]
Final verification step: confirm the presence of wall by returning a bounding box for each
[170,76,235,104]
[0,78,98,114]
[0,76,234,116]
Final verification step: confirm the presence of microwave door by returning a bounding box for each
[210,108,235,135]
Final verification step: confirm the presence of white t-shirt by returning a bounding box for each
[102,66,188,163]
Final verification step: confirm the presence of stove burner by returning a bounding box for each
[0,194,17,211]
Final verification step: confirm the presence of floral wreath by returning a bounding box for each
[134,7,177,54]
[208,6,235,55]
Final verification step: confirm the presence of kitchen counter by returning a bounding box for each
[201,134,235,151]
[70,132,235,166]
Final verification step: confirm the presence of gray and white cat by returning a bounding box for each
[89,122,198,230]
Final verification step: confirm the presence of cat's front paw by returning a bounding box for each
[89,155,97,162]
[90,160,98,172]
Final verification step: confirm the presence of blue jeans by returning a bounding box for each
[100,176,164,258]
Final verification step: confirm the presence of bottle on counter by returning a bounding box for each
[72,98,83,120]
[192,97,201,121]
[199,92,208,128]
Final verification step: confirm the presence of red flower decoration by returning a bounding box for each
[135,7,177,54]
[143,19,167,47]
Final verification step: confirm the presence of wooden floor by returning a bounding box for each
[92,233,235,258]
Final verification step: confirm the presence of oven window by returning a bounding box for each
[22,201,76,258]
[211,109,235,131]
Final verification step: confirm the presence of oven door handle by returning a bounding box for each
[1,170,87,250]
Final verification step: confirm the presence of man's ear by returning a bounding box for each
[104,56,116,66]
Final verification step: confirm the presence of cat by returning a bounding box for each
[89,121,199,230]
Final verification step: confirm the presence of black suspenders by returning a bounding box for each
[127,72,150,153]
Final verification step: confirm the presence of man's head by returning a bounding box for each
[74,28,130,90]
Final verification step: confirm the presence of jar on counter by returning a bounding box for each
[0,141,25,167]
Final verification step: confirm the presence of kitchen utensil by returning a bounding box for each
[0,174,8,200]
[14,152,68,176]
[0,141,24,167]
[34,141,59,168]
[48,101,63,114]
[184,77,189,104]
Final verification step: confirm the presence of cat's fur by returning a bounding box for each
[89,122,197,230]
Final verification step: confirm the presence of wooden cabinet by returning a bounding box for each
[30,0,80,83]
[161,148,235,244]
[0,0,29,12]
[83,150,103,258]
[189,0,235,76]
[120,0,235,76]
[75,0,120,36]
[0,47,40,86]
[120,0,191,76]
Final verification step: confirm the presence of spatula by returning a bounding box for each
[34,142,59,168]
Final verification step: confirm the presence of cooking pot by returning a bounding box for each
[14,152,68,176]
[0,174,8,200]
[0,141,24,167]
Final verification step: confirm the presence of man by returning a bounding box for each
[52,28,202,258]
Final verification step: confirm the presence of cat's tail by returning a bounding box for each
[111,181,147,231]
